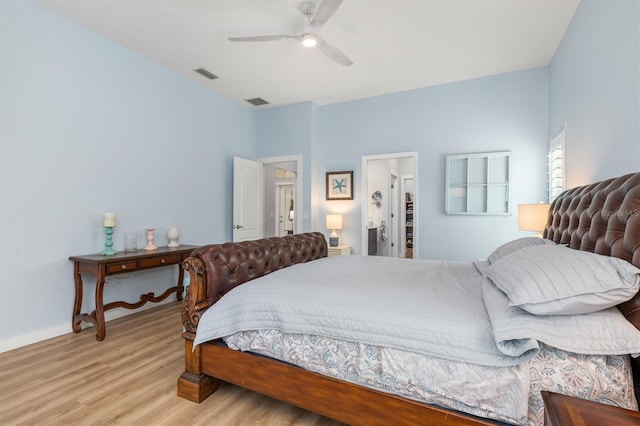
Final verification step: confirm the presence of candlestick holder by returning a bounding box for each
[144,228,158,251]
[99,226,117,255]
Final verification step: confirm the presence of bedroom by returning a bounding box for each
[0,0,639,423]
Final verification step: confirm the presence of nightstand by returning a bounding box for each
[328,245,351,256]
[542,391,640,426]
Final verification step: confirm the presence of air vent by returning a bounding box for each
[194,68,218,80]
[245,97,269,106]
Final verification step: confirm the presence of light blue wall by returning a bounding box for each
[0,0,255,349]
[549,0,640,188]
[257,69,550,261]
[315,69,550,260]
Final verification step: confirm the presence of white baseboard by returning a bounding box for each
[0,298,176,354]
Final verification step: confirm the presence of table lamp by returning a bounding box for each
[326,214,343,247]
[518,203,550,237]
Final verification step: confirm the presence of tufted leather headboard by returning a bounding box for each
[543,172,640,401]
[182,232,327,332]
[543,172,640,329]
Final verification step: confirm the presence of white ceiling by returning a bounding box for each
[30,0,581,108]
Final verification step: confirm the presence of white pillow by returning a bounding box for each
[485,245,640,315]
[487,237,555,265]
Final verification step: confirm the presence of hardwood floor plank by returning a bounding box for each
[0,302,344,426]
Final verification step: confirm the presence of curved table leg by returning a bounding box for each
[176,263,185,301]
[72,262,83,333]
[94,264,107,341]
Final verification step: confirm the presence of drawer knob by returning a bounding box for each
[160,258,165,264]
[121,265,127,270]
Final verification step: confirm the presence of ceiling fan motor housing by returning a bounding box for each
[299,2,316,18]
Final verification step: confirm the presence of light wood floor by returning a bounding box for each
[0,302,344,426]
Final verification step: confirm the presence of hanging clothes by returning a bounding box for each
[379,220,388,241]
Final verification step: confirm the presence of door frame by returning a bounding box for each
[361,152,418,257]
[389,171,399,258]
[275,182,295,236]
[259,155,303,235]
[400,174,414,257]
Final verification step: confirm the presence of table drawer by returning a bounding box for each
[139,254,183,268]
[107,261,138,274]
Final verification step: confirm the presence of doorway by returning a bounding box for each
[233,155,302,242]
[262,158,299,238]
[276,183,295,237]
[361,152,418,258]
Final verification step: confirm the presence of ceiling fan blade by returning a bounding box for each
[311,0,343,27]
[317,37,353,67]
[228,34,299,42]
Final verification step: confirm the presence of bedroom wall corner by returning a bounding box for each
[549,0,640,188]
[255,102,317,234]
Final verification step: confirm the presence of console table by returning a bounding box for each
[70,245,198,341]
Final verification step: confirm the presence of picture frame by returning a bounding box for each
[326,170,354,200]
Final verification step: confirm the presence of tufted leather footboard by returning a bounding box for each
[181,232,327,333]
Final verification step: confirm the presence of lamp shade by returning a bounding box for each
[518,203,550,232]
[326,214,343,230]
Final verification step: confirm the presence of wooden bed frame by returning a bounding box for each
[177,172,640,425]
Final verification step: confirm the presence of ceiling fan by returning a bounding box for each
[228,0,353,67]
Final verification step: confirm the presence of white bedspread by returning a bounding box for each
[194,255,536,366]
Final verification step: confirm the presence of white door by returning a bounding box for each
[233,157,264,242]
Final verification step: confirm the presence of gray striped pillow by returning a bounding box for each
[487,237,554,265]
[485,245,640,315]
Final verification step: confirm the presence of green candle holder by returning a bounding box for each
[100,226,117,255]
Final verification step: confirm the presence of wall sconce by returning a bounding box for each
[518,203,550,237]
[326,214,343,247]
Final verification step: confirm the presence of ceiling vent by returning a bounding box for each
[194,68,218,80]
[245,97,269,106]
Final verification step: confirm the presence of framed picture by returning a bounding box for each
[326,171,354,200]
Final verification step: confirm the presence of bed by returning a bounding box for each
[177,172,640,425]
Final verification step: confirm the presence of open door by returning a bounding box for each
[233,157,264,242]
